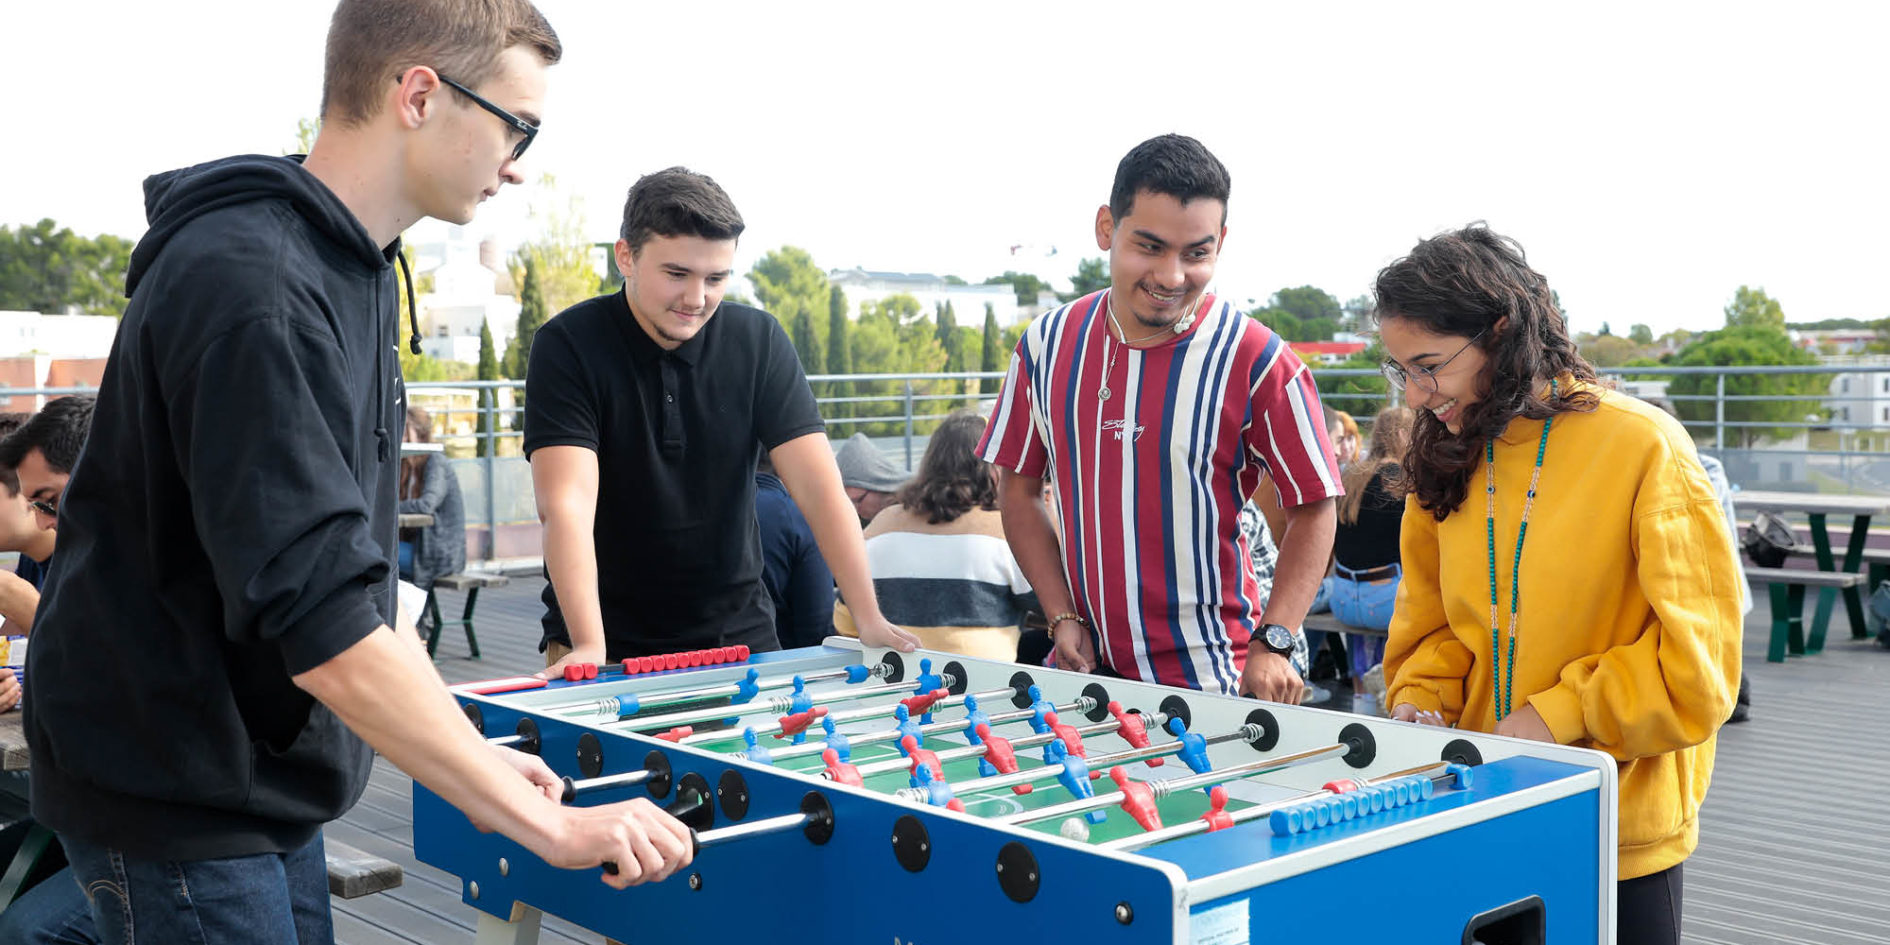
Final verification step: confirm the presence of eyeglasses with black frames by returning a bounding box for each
[431,73,539,162]
[1380,329,1487,394]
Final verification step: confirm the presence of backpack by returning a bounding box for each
[1740,511,1797,569]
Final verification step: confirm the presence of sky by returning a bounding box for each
[6,1,1887,336]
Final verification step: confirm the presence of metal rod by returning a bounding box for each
[1100,762,1454,852]
[693,812,809,851]
[609,676,947,734]
[774,698,1090,764]
[846,715,1129,779]
[996,741,1346,827]
[541,664,869,717]
[897,718,1221,800]
[561,769,652,802]
[675,683,1010,747]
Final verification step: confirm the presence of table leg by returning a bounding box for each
[1838,515,1871,641]
[1807,514,1836,652]
[473,904,543,945]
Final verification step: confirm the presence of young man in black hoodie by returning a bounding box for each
[24,2,692,941]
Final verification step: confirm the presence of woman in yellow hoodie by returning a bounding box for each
[1375,225,1742,945]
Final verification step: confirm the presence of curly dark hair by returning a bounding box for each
[895,410,1000,525]
[1372,224,1599,520]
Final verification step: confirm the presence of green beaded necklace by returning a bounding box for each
[1484,379,1556,723]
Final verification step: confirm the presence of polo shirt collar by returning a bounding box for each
[613,289,708,366]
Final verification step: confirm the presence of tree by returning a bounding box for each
[476,319,500,458]
[983,271,1053,308]
[508,256,548,378]
[1271,286,1342,325]
[1598,321,1613,337]
[850,295,947,435]
[285,117,319,155]
[981,303,1004,394]
[1312,342,1390,414]
[1724,285,1786,331]
[1667,324,1825,446]
[826,286,852,424]
[1061,257,1110,301]
[942,275,967,286]
[1341,295,1373,331]
[1629,323,1654,345]
[935,301,961,372]
[509,174,602,319]
[750,246,833,368]
[0,219,135,319]
[791,305,823,377]
[1251,307,1305,341]
[1577,333,1642,368]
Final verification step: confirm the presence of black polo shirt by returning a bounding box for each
[524,290,825,658]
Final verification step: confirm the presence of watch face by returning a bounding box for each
[1265,625,1294,652]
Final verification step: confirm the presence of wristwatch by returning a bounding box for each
[1256,623,1296,657]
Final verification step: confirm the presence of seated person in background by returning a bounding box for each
[836,411,1036,661]
[0,412,54,644]
[0,399,99,943]
[1328,405,1415,715]
[834,432,908,527]
[755,450,835,649]
[397,406,466,592]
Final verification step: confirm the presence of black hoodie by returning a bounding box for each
[25,154,401,860]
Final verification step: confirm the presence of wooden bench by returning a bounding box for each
[422,572,510,659]
[325,837,403,899]
[1744,566,1867,662]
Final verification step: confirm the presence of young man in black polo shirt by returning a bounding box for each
[526,167,919,674]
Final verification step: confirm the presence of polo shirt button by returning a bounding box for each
[666,394,674,403]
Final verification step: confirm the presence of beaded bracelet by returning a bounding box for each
[1047,612,1090,631]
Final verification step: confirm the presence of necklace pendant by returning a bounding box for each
[1098,386,1112,401]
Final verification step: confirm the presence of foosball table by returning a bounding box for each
[417,640,1618,944]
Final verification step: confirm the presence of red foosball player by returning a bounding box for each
[1107,701,1161,766]
[898,735,944,786]
[821,748,862,787]
[971,724,1026,790]
[1109,766,1162,832]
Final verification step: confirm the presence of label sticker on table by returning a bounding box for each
[1191,900,1250,945]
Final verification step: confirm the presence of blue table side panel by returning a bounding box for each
[1147,756,1596,879]
[416,708,1184,944]
[1186,787,1603,941]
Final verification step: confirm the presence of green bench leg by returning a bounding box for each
[0,822,55,909]
[459,587,482,659]
[1767,582,1807,663]
[423,588,444,657]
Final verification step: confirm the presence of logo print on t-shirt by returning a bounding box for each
[1102,418,1145,442]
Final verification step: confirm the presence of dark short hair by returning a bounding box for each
[321,0,562,127]
[0,396,96,479]
[894,410,999,525]
[619,167,745,255]
[1109,134,1231,224]
[0,413,29,496]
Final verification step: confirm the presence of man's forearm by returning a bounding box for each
[999,473,1075,618]
[296,627,558,850]
[543,515,606,653]
[1260,497,1337,629]
[0,575,37,634]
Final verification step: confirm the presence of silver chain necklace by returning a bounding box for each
[1098,291,1197,401]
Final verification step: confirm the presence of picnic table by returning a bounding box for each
[1733,490,1890,647]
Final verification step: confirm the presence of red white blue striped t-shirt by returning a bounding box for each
[977,289,1342,694]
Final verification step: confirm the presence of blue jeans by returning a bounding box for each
[59,832,331,945]
[1329,563,1401,678]
[0,867,98,944]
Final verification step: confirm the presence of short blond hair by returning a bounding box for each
[320,0,561,127]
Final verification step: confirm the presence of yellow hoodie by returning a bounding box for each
[1385,386,1742,880]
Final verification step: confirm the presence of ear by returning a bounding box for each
[1094,205,1114,251]
[613,239,636,278]
[392,66,445,132]
[1493,315,1510,337]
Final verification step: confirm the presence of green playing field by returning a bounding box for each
[760,732,1248,845]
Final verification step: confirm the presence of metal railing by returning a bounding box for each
[7,362,1886,562]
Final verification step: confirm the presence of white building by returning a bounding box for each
[0,311,119,359]
[1827,358,1890,428]
[415,233,520,365]
[827,269,1023,327]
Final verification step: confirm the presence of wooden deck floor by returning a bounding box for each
[333,578,1890,944]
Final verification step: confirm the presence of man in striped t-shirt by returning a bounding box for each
[978,134,1341,700]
